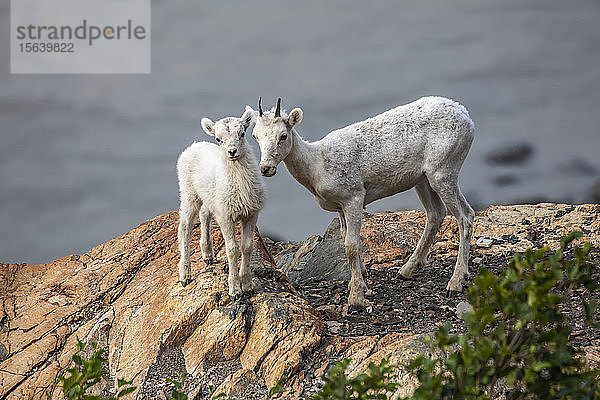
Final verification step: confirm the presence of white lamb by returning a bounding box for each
[177,107,266,299]
[250,97,475,308]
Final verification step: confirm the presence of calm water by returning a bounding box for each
[1,0,599,264]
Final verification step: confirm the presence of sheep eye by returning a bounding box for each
[240,132,245,138]
[280,133,288,142]
[215,137,221,143]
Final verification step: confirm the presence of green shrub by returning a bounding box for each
[404,231,600,399]
[48,338,136,400]
[311,357,399,400]
[166,373,188,400]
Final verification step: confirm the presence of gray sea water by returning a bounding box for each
[1,0,600,265]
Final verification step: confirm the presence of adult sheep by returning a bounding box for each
[250,97,474,308]
[177,107,265,299]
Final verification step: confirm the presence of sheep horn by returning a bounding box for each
[275,97,281,118]
[258,97,263,117]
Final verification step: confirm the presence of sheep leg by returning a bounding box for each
[178,197,199,287]
[199,205,213,265]
[453,191,475,289]
[399,179,446,279]
[218,217,242,299]
[343,201,368,308]
[338,211,347,242]
[429,176,474,292]
[339,210,367,277]
[240,214,258,294]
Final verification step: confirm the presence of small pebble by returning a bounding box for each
[476,238,494,248]
[325,321,341,334]
[456,301,473,318]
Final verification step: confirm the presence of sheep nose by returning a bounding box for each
[228,149,237,157]
[260,165,276,176]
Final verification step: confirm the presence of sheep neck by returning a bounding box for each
[283,129,320,195]
[223,151,264,218]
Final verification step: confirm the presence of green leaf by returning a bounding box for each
[117,378,134,388]
[117,386,137,397]
[531,361,551,372]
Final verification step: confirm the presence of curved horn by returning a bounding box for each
[258,97,263,117]
[275,97,281,118]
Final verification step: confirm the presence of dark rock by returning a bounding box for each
[492,174,519,186]
[507,196,557,206]
[0,342,7,362]
[554,206,575,219]
[501,234,520,245]
[589,179,600,203]
[485,142,534,165]
[560,159,598,176]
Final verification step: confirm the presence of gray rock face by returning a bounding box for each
[282,218,356,285]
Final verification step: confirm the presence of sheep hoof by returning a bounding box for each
[231,291,251,303]
[204,258,213,265]
[347,304,366,314]
[446,278,464,294]
[180,278,193,287]
[240,291,252,301]
[222,265,229,274]
[241,277,253,293]
[397,273,410,281]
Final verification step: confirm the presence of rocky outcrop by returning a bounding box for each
[0,213,322,399]
[1,203,599,399]
[279,203,600,283]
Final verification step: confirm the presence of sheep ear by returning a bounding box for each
[241,106,256,129]
[201,118,215,137]
[287,108,303,127]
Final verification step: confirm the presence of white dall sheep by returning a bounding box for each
[250,97,474,308]
[177,107,266,299]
